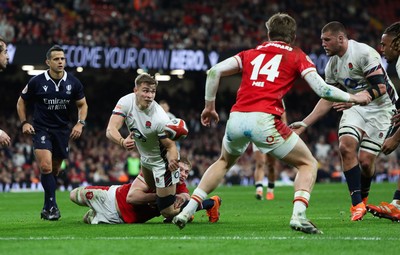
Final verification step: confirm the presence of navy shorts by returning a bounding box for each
[32,126,70,159]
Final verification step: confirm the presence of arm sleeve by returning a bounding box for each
[205,56,240,101]
[304,71,350,102]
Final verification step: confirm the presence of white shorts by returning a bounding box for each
[141,157,180,188]
[339,104,395,155]
[81,185,124,224]
[223,112,298,159]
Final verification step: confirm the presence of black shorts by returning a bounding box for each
[32,126,70,159]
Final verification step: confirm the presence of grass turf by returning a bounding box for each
[0,182,399,255]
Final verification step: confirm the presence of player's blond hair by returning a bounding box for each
[134,73,158,87]
[265,13,296,44]
[180,157,192,170]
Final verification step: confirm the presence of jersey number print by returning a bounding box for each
[250,54,282,82]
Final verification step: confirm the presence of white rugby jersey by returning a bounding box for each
[112,93,170,159]
[325,39,398,108]
[396,56,400,78]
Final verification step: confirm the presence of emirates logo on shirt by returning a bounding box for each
[145,121,151,129]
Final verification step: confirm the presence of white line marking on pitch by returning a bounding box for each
[0,236,399,241]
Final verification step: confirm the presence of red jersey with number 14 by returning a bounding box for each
[231,41,316,116]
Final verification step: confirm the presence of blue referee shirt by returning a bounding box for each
[21,70,85,129]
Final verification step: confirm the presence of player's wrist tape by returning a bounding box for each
[0,129,3,137]
[119,137,124,148]
[21,121,29,127]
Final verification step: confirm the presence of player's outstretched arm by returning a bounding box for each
[304,71,371,104]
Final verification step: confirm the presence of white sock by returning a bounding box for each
[391,200,400,209]
[181,188,208,216]
[292,190,310,216]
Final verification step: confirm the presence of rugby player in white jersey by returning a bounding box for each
[106,73,181,219]
[291,21,398,221]
[367,22,400,222]
[173,13,371,234]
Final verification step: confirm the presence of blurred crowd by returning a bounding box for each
[0,0,399,52]
[1,0,400,191]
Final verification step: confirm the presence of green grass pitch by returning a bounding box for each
[0,182,399,255]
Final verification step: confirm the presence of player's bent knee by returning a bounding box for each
[157,194,176,217]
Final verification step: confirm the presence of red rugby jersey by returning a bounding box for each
[116,182,189,223]
[231,41,316,116]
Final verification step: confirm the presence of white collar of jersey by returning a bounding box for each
[44,69,67,82]
[45,70,67,91]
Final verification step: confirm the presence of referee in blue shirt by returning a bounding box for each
[16,45,88,220]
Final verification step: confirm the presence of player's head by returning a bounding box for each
[265,13,296,44]
[0,36,9,71]
[381,22,400,63]
[134,73,158,109]
[46,45,65,60]
[178,157,191,184]
[45,45,66,73]
[321,21,348,57]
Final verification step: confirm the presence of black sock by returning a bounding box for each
[41,173,57,209]
[255,182,263,189]
[267,182,275,189]
[393,190,400,200]
[360,173,372,200]
[343,165,362,206]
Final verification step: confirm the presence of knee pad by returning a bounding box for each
[156,194,176,211]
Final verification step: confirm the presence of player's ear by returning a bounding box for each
[45,59,50,67]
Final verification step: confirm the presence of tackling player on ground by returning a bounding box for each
[70,158,221,224]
